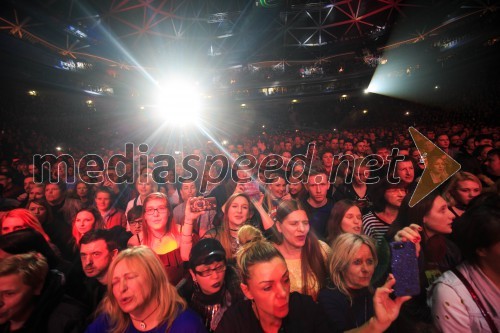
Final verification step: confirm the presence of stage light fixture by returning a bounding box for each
[153,78,202,126]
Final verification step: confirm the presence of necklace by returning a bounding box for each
[130,304,159,330]
[152,231,168,241]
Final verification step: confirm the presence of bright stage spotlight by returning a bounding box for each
[152,79,202,126]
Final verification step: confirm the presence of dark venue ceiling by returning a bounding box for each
[0,0,499,101]
[1,0,432,67]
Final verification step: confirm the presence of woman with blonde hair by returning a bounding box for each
[85,246,206,333]
[442,171,482,217]
[318,233,380,330]
[216,234,410,333]
[262,172,291,221]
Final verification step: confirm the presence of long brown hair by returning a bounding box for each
[71,207,105,246]
[326,199,358,244]
[218,193,253,259]
[275,200,328,295]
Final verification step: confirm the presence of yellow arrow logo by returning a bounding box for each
[408,127,461,207]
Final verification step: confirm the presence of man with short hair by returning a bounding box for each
[79,229,119,313]
[330,138,341,155]
[172,179,216,237]
[0,252,85,332]
[343,140,354,153]
[482,148,500,191]
[303,170,333,240]
[393,157,417,194]
[44,182,81,260]
[436,134,452,156]
[474,134,493,147]
[45,182,82,225]
[455,135,481,174]
[354,141,368,158]
[0,171,23,200]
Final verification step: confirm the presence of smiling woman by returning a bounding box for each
[127,192,193,286]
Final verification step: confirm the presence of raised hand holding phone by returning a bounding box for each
[390,241,420,297]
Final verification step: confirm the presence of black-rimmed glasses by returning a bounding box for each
[129,219,143,226]
[194,264,226,277]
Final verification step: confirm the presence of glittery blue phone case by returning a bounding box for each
[390,241,420,297]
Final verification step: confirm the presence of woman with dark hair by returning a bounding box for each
[71,207,105,247]
[73,181,94,208]
[178,238,244,332]
[388,192,461,328]
[85,246,206,333]
[332,158,373,214]
[216,235,409,333]
[428,198,500,332]
[362,179,407,242]
[273,200,329,300]
[288,172,308,204]
[27,198,74,260]
[203,193,274,260]
[326,199,363,244]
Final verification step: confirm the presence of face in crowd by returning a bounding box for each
[277,209,310,249]
[306,173,329,205]
[241,256,290,323]
[423,196,456,238]
[80,239,117,283]
[190,260,227,296]
[340,205,362,234]
[344,244,375,290]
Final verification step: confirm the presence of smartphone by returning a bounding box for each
[390,241,420,297]
[243,181,261,201]
[190,197,217,212]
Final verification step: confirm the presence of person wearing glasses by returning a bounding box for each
[126,205,143,243]
[128,192,199,286]
[178,238,244,332]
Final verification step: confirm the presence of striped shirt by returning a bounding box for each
[362,211,391,242]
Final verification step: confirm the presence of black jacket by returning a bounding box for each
[0,270,86,333]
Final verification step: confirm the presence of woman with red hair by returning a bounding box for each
[1,208,51,242]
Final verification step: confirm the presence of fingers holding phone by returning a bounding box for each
[390,241,420,297]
